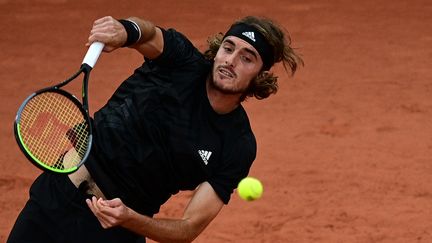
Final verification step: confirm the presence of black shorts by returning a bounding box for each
[7,172,145,243]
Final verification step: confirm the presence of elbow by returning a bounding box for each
[168,222,204,243]
[172,229,201,243]
[159,235,197,243]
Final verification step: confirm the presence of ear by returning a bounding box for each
[258,70,270,78]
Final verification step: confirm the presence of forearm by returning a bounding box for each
[86,183,222,242]
[126,17,156,44]
[125,17,163,59]
[123,183,223,242]
[123,211,200,243]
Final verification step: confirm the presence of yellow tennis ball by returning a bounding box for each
[237,177,263,201]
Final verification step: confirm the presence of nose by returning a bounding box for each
[225,52,238,67]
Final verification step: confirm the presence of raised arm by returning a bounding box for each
[86,182,224,242]
[87,16,164,59]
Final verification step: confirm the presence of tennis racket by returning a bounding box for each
[14,42,105,174]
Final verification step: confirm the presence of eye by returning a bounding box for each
[223,46,233,53]
[241,55,252,63]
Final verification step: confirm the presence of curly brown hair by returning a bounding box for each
[203,16,304,101]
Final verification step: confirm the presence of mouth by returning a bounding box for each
[217,66,236,79]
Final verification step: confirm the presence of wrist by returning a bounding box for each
[118,19,142,47]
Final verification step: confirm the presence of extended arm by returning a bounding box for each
[87,16,164,59]
[86,182,224,242]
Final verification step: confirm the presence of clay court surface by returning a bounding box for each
[1,0,431,242]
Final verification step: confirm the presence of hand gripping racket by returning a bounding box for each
[14,42,105,174]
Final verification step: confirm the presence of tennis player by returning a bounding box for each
[8,15,303,242]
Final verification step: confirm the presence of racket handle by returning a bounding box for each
[82,42,105,69]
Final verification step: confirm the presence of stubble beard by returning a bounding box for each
[208,65,248,95]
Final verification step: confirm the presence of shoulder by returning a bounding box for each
[147,27,206,68]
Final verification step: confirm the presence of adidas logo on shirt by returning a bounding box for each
[198,150,212,165]
[242,31,256,42]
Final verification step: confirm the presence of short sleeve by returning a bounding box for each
[146,28,202,68]
[208,133,257,204]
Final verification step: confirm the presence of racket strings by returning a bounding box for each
[18,92,90,170]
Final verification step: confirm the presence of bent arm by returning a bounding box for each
[87,16,164,59]
[87,181,224,242]
[127,182,224,242]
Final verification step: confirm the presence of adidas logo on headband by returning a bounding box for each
[224,23,274,70]
[242,31,256,42]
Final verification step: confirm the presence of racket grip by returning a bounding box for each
[82,42,105,68]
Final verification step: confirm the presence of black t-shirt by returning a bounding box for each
[86,28,256,216]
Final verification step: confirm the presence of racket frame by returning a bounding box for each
[14,64,93,174]
[13,42,103,173]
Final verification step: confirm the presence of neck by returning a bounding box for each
[206,77,242,115]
